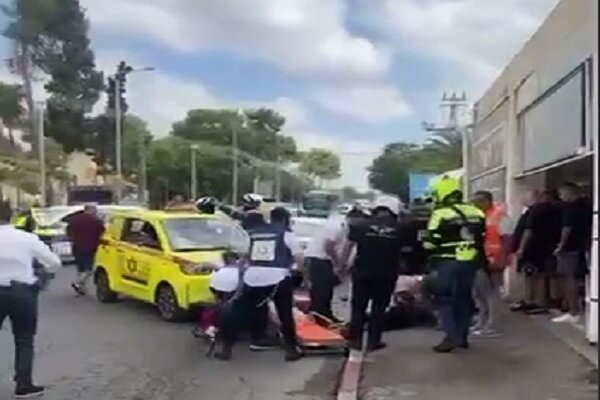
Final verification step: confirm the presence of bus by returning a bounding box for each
[300,190,339,218]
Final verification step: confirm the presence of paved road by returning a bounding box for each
[0,267,342,399]
[362,312,598,400]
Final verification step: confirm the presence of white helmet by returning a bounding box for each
[373,195,401,216]
[242,193,262,209]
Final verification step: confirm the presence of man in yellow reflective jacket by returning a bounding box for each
[423,176,486,353]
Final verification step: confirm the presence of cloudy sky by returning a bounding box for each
[0,0,559,190]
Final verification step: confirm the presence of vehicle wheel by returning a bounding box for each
[156,283,186,322]
[95,269,118,303]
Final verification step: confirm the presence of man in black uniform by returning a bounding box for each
[212,193,266,231]
[339,195,406,352]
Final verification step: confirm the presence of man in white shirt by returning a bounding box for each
[0,217,61,399]
[305,208,365,322]
[215,207,304,362]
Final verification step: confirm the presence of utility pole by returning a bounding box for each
[137,133,147,203]
[422,91,471,194]
[114,77,123,202]
[232,119,239,205]
[190,144,198,200]
[275,135,282,202]
[36,102,46,206]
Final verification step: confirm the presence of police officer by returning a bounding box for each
[339,195,407,352]
[215,207,304,362]
[0,214,62,398]
[422,176,486,353]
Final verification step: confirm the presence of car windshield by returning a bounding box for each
[33,207,81,229]
[164,218,249,252]
[291,218,325,239]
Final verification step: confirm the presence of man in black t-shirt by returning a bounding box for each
[339,196,406,352]
[552,183,591,325]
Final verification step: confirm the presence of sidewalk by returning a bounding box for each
[360,312,598,400]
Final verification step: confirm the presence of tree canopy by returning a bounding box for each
[368,131,463,200]
[3,0,104,153]
[299,148,341,184]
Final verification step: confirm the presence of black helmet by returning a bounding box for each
[195,196,217,214]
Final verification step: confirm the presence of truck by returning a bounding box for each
[300,190,339,218]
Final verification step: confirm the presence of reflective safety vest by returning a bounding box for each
[484,205,511,271]
[248,223,293,269]
[423,203,486,262]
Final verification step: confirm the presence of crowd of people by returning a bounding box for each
[0,178,593,397]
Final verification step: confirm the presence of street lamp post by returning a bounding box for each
[113,65,154,202]
[190,144,199,200]
[36,102,46,206]
[232,110,244,205]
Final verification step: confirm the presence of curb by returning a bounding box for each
[336,349,364,400]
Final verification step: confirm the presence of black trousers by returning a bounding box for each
[348,275,396,347]
[0,284,38,388]
[221,277,297,347]
[307,257,336,319]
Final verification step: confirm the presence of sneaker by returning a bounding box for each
[249,338,276,351]
[71,283,85,296]
[552,313,580,324]
[14,385,45,398]
[472,329,502,338]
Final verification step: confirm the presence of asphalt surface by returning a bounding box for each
[362,311,598,400]
[0,267,343,400]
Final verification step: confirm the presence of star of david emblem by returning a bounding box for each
[126,258,137,273]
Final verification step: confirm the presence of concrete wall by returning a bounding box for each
[468,0,598,329]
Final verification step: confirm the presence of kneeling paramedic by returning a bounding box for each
[215,207,305,362]
[423,176,486,353]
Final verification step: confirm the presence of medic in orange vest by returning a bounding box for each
[472,191,513,272]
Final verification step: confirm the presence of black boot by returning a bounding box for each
[214,342,233,361]
[284,345,303,362]
[433,337,459,353]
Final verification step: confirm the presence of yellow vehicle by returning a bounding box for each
[94,209,249,321]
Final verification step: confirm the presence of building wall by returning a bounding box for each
[467,0,598,342]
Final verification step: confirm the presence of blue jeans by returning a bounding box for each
[433,259,478,343]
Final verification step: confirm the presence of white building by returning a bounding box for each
[465,0,598,343]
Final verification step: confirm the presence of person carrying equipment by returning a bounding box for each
[422,176,486,353]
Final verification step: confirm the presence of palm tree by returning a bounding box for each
[0,82,25,148]
[422,129,463,170]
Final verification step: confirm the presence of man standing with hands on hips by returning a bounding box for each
[0,214,62,398]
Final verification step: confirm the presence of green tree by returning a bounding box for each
[0,82,25,147]
[3,0,104,153]
[368,132,463,200]
[121,115,152,177]
[299,148,341,186]
[421,130,462,170]
[171,108,297,162]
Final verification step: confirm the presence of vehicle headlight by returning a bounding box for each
[178,261,222,275]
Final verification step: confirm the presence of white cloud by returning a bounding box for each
[371,0,559,96]
[311,83,412,123]
[81,0,391,79]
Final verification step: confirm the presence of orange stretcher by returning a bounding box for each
[268,292,348,355]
